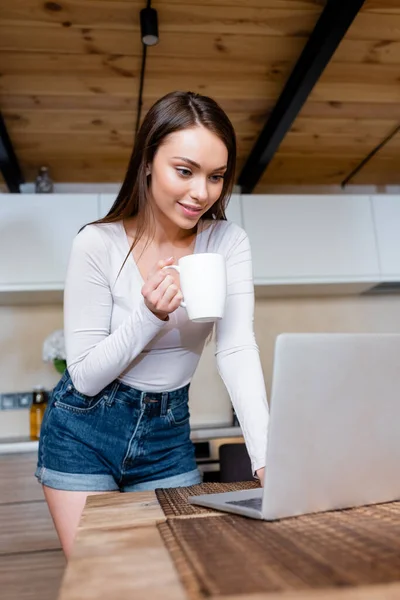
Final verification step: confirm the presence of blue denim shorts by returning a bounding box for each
[35,370,202,492]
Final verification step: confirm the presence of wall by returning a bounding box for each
[2,294,400,439]
[0,305,62,438]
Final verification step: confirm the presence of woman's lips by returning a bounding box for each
[177,202,203,218]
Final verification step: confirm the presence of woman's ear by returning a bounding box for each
[146,164,151,176]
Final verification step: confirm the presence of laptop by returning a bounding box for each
[189,333,400,520]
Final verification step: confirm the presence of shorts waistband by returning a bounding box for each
[56,369,190,407]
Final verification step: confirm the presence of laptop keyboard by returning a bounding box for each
[226,497,263,511]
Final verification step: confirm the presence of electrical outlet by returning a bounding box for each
[17,394,32,408]
[0,392,33,410]
[0,394,17,410]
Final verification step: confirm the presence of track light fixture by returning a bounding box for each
[140,4,159,46]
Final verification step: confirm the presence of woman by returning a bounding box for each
[36,90,269,559]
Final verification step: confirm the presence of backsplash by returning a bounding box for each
[2,294,400,438]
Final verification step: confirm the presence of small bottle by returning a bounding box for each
[30,386,48,440]
[35,166,54,193]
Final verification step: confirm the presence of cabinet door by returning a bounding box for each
[225,193,242,227]
[99,193,116,218]
[0,194,98,288]
[241,195,380,283]
[371,195,400,279]
[0,453,44,503]
[99,193,243,227]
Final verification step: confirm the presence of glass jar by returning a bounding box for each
[30,386,48,441]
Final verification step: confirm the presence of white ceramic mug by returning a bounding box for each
[163,253,227,322]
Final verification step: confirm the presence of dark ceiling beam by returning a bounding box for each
[237,0,366,194]
[0,112,24,193]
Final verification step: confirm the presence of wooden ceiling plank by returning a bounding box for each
[2,70,400,101]
[0,24,143,55]
[0,74,287,99]
[289,117,399,136]
[3,96,400,122]
[1,0,327,14]
[13,132,389,159]
[0,94,140,111]
[0,52,293,77]
[13,133,135,156]
[256,155,365,185]
[0,52,146,76]
[298,101,400,120]
[2,2,400,38]
[2,53,400,86]
[310,82,400,104]
[2,4,400,40]
[350,157,400,185]
[256,152,400,185]
[0,3,322,36]
[278,133,394,158]
[345,12,400,40]
[320,61,400,85]
[3,27,400,66]
[2,109,137,135]
[3,108,270,137]
[362,0,400,13]
[21,159,128,183]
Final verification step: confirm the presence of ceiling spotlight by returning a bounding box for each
[140,6,159,46]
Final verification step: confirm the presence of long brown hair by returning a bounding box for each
[93,91,237,258]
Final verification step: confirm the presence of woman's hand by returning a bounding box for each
[141,257,183,321]
[256,467,265,487]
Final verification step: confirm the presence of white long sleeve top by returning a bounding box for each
[64,218,269,473]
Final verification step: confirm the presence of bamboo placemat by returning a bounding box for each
[155,481,260,517]
[156,483,400,599]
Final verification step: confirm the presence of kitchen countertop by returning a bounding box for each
[58,489,400,600]
[0,424,242,454]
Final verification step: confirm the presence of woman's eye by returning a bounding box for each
[176,168,192,177]
[210,175,224,183]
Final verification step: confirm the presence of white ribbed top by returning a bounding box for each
[64,219,269,472]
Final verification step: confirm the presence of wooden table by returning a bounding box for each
[58,491,400,600]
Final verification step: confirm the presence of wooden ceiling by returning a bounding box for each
[1,0,400,191]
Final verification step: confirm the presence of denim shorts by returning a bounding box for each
[35,370,202,492]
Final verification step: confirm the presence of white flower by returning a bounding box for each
[42,329,66,362]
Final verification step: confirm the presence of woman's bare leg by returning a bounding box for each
[43,486,118,560]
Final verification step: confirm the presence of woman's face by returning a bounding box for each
[148,126,228,230]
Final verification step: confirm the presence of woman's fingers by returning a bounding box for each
[141,257,182,318]
[142,258,174,295]
[142,268,168,298]
[160,281,183,311]
[148,275,174,308]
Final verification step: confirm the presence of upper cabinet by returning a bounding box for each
[99,193,115,219]
[241,195,380,290]
[1,192,399,301]
[371,196,400,280]
[0,194,98,290]
[225,193,242,227]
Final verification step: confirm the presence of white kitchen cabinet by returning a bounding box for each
[0,192,392,302]
[241,195,380,289]
[99,192,243,226]
[99,193,116,218]
[0,194,98,290]
[371,195,400,280]
[225,193,242,227]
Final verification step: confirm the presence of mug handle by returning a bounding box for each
[162,265,186,307]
